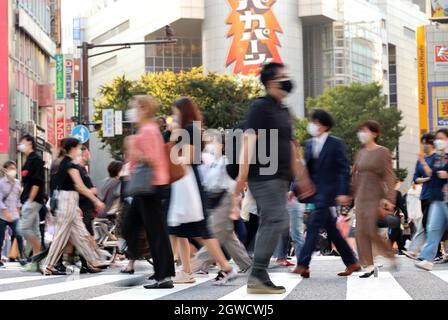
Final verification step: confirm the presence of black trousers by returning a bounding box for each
[123,193,175,281]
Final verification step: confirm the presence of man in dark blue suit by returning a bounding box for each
[293,110,361,278]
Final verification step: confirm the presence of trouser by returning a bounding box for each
[419,201,448,262]
[389,227,406,252]
[408,217,425,254]
[123,193,175,281]
[244,213,259,253]
[44,191,99,268]
[191,192,252,272]
[234,219,247,245]
[421,199,431,231]
[0,219,24,258]
[19,201,42,239]
[274,200,305,260]
[298,206,357,268]
[248,179,289,281]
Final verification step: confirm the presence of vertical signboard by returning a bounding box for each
[47,106,55,146]
[103,109,115,137]
[115,110,123,135]
[417,26,428,134]
[226,0,283,75]
[0,0,8,153]
[56,104,66,147]
[430,0,448,21]
[73,18,81,41]
[65,56,73,99]
[55,54,64,100]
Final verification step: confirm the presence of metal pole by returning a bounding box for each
[81,42,90,147]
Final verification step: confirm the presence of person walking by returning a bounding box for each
[18,135,45,272]
[43,138,107,275]
[414,129,448,271]
[99,161,123,218]
[352,120,397,278]
[167,97,237,286]
[293,110,360,279]
[123,95,175,289]
[0,161,25,267]
[405,133,437,259]
[235,62,314,294]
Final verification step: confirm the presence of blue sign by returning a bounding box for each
[71,125,89,144]
[73,18,81,41]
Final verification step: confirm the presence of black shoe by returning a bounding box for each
[80,266,102,274]
[44,268,67,276]
[120,268,135,275]
[359,267,378,278]
[17,259,28,266]
[55,263,67,273]
[144,279,174,289]
[147,274,156,281]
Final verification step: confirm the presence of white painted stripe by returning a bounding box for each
[347,272,412,300]
[91,274,215,300]
[0,275,62,286]
[219,273,302,301]
[431,270,448,283]
[0,275,139,300]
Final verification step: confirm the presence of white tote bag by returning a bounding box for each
[168,166,204,227]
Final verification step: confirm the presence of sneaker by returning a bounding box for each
[275,259,295,267]
[415,260,433,271]
[435,255,448,264]
[247,278,286,294]
[173,271,196,284]
[212,268,237,286]
[238,266,251,274]
[403,251,418,260]
[23,262,40,273]
[144,278,174,289]
[195,269,209,275]
[434,256,444,263]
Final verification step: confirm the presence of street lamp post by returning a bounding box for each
[76,26,177,146]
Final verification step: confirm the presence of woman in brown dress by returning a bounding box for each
[353,120,397,278]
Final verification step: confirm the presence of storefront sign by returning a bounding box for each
[56,54,64,100]
[437,98,448,127]
[103,109,115,138]
[47,106,55,146]
[226,0,283,75]
[55,104,66,147]
[65,57,74,99]
[0,0,8,153]
[435,45,448,72]
[430,0,448,21]
[417,27,429,133]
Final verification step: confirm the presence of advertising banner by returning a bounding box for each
[65,56,74,99]
[103,109,115,138]
[437,98,448,127]
[226,0,283,75]
[435,45,448,72]
[56,54,64,100]
[417,27,429,133]
[47,107,55,146]
[0,0,9,153]
[56,104,66,147]
[430,0,448,21]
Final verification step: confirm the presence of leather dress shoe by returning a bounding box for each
[292,265,310,278]
[337,263,361,276]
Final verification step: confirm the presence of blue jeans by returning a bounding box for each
[419,201,448,262]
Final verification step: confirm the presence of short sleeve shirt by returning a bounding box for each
[245,95,293,181]
[57,157,79,191]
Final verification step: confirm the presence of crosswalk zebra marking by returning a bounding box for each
[346,272,412,300]
[430,270,448,284]
[91,274,215,300]
[219,273,302,301]
[0,275,140,300]
[0,275,63,286]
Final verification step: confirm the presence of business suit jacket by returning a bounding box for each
[303,135,351,208]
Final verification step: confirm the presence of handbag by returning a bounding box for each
[124,163,155,197]
[165,142,186,184]
[205,191,226,210]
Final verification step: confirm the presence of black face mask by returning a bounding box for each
[279,79,294,94]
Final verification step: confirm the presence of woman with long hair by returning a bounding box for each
[43,138,107,275]
[123,95,175,289]
[168,97,237,285]
[353,120,397,278]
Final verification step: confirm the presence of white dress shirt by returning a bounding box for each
[312,132,329,159]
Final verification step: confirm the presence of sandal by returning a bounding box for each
[44,267,67,276]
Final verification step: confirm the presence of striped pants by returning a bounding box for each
[44,191,99,268]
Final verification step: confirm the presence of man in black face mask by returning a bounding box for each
[235,63,314,294]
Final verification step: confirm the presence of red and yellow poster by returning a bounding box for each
[226,0,283,75]
[437,98,448,127]
[47,107,55,146]
[0,1,9,154]
[55,104,66,148]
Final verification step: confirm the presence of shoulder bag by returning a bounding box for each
[124,163,155,197]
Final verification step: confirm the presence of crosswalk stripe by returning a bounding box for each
[0,275,63,286]
[430,270,448,283]
[346,272,412,300]
[0,275,140,300]
[219,273,302,301]
[91,274,215,300]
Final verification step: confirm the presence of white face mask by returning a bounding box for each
[307,123,320,137]
[357,132,371,144]
[434,139,447,151]
[126,109,138,123]
[7,170,17,178]
[18,144,28,153]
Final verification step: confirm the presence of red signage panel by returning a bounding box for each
[0,0,9,153]
[55,104,66,148]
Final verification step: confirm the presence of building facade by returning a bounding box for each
[1,0,60,183]
[73,0,428,186]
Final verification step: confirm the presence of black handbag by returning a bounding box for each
[205,191,226,210]
[124,163,155,197]
[377,215,401,229]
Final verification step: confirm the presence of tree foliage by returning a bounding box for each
[93,68,263,160]
[303,83,405,165]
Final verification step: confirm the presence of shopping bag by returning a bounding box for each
[167,166,204,227]
[8,239,19,260]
